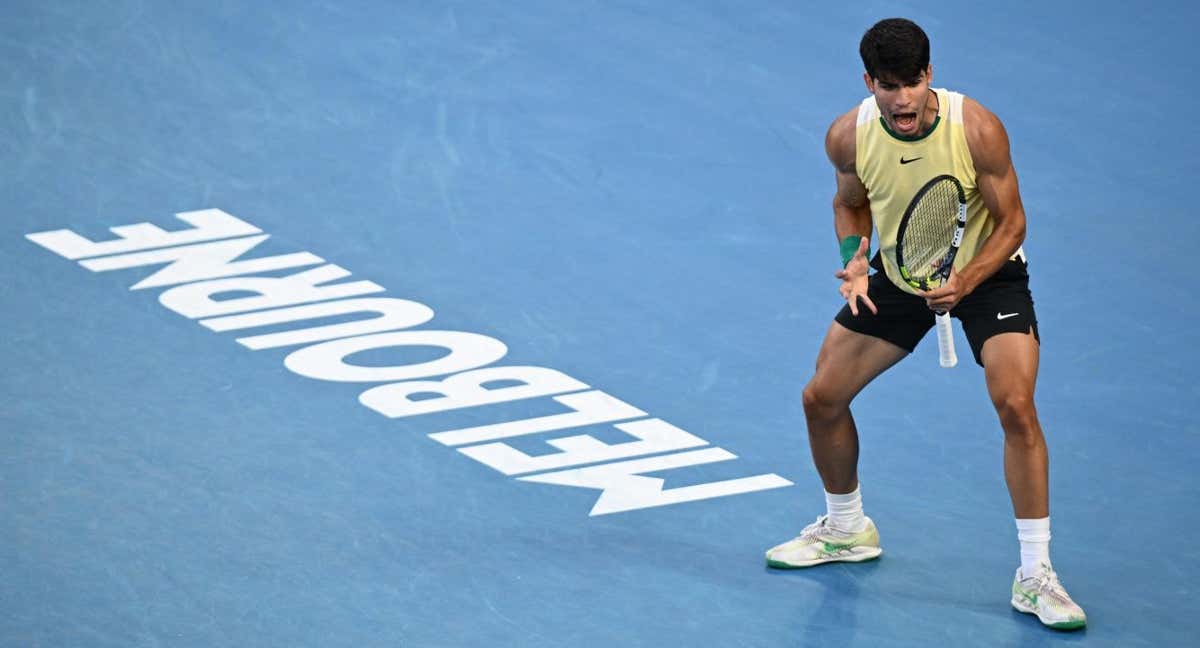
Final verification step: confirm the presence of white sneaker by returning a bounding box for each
[1011,563,1087,630]
[765,515,882,568]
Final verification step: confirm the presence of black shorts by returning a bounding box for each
[834,254,1039,366]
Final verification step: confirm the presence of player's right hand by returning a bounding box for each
[833,237,877,316]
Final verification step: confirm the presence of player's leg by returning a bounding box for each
[961,259,1085,629]
[956,260,1049,520]
[980,331,1046,519]
[803,321,908,495]
[767,270,929,569]
[981,330,1086,629]
[960,261,1051,524]
[766,321,906,569]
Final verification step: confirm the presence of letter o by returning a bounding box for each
[284,330,508,383]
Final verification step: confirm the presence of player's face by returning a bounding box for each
[864,66,935,137]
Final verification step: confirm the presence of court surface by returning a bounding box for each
[3,2,1197,647]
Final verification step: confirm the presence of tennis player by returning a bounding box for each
[764,18,1086,630]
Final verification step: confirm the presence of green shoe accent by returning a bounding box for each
[764,516,882,569]
[1010,564,1087,631]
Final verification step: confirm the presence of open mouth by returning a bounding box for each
[893,112,918,131]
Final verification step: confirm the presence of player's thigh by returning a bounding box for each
[980,330,1040,415]
[808,321,909,405]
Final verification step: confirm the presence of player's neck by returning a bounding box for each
[917,89,940,137]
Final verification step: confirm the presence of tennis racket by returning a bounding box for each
[894,174,968,368]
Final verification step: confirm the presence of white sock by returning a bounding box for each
[1015,517,1051,577]
[826,485,867,533]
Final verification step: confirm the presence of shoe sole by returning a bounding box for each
[765,546,882,569]
[1010,597,1086,631]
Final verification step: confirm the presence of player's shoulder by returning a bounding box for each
[959,95,1008,144]
[824,105,861,170]
[958,94,1012,171]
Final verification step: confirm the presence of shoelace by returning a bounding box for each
[798,516,831,540]
[1026,567,1070,603]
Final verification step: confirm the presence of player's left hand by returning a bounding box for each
[923,267,972,312]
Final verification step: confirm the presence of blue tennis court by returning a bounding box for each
[2,2,1196,646]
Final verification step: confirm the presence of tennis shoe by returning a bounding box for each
[1011,563,1087,630]
[765,515,882,568]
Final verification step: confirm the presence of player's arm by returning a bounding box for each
[825,108,876,315]
[924,98,1026,311]
[826,108,872,245]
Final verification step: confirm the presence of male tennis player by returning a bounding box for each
[764,18,1086,630]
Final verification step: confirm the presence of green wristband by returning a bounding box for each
[840,235,868,267]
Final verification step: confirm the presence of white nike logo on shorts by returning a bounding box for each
[996,312,1019,320]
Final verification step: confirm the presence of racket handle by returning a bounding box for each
[935,311,957,368]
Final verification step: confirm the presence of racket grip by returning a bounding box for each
[935,311,957,368]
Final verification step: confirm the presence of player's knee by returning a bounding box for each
[992,392,1039,435]
[802,381,846,421]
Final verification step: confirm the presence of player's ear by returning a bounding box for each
[925,65,933,85]
[863,73,874,93]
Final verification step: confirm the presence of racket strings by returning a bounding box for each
[900,181,960,280]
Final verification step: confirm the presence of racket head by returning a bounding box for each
[894,174,967,291]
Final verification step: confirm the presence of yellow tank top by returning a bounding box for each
[855,88,1011,295]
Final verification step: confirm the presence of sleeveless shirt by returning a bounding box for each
[854,88,1019,294]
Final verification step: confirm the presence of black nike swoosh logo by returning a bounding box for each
[900,156,922,165]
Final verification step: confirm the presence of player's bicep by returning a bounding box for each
[966,101,1025,227]
[825,107,871,238]
[976,162,1024,225]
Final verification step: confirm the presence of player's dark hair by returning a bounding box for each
[859,18,929,82]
